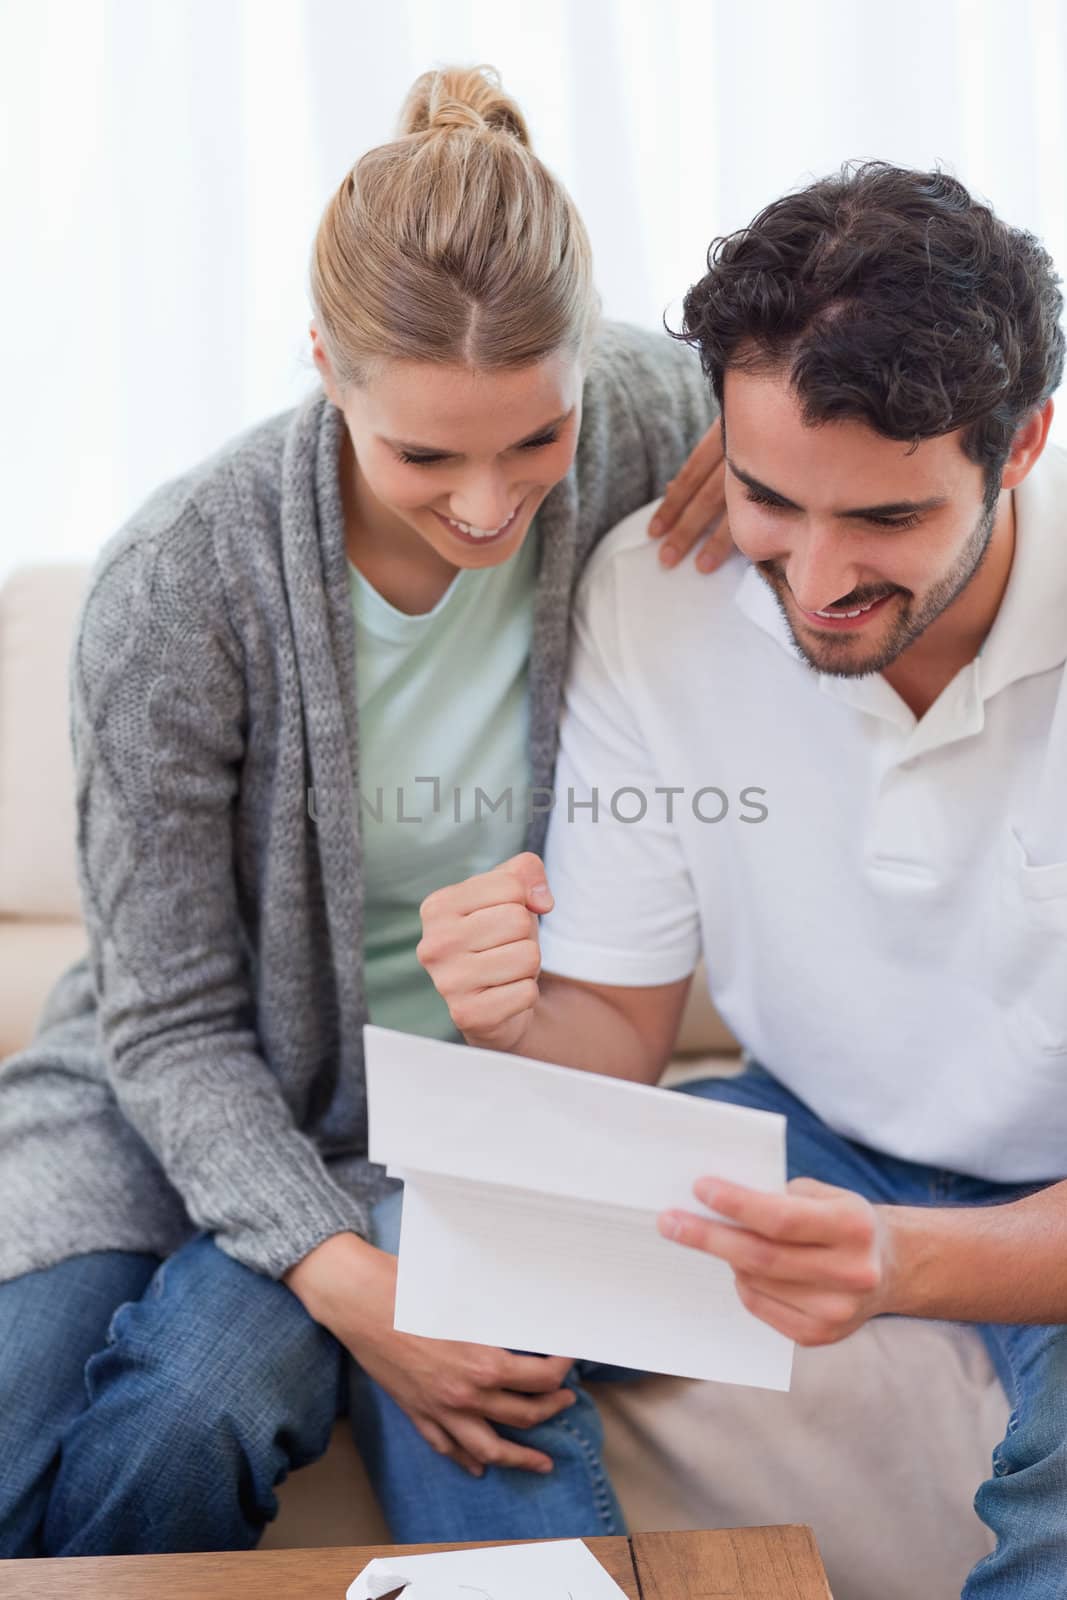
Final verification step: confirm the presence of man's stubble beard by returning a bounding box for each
[759,487,1002,680]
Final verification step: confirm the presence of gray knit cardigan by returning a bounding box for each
[0,322,716,1284]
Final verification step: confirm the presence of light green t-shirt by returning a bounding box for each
[351,529,538,1042]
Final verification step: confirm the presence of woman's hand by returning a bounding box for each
[648,421,732,573]
[658,1176,894,1346]
[284,1232,576,1476]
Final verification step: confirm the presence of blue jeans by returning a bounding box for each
[0,1232,346,1555]
[0,1066,1062,1595]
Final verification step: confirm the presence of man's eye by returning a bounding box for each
[867,513,921,530]
[744,487,920,531]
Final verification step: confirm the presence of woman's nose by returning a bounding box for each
[446,478,516,533]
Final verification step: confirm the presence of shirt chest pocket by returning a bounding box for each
[993,828,1067,1056]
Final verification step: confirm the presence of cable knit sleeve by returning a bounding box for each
[71,507,370,1278]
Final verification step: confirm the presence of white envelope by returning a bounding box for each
[365,1026,794,1390]
[346,1538,631,1599]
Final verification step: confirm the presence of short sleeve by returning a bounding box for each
[539,534,702,985]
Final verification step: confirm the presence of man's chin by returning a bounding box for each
[796,646,889,678]
[790,624,907,678]
[778,590,910,677]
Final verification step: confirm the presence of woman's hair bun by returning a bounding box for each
[397,64,532,149]
[310,59,598,385]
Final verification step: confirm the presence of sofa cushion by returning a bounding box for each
[592,1317,1004,1600]
[674,969,739,1056]
[0,920,89,1059]
[0,565,89,920]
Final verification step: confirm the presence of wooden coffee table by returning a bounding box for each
[0,1528,830,1597]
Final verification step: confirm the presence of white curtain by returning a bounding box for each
[2,0,1066,577]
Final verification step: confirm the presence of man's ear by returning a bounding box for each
[1000,397,1055,491]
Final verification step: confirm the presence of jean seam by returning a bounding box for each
[555,1410,621,1535]
[966,1332,1043,1596]
[990,1331,1023,1476]
[149,1251,175,1301]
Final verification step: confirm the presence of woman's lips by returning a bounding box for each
[432,501,523,547]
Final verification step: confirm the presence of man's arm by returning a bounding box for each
[886,1183,1067,1323]
[417,850,693,1085]
[531,970,693,1083]
[658,1168,1067,1338]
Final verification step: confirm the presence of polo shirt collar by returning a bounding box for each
[976,441,1067,699]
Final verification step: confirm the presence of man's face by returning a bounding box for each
[721,367,1001,677]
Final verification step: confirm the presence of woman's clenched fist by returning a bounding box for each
[417,853,555,1051]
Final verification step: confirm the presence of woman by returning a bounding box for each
[0,65,726,1555]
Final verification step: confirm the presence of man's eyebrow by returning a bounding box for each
[726,456,949,518]
[383,409,574,457]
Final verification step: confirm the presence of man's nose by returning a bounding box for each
[784,526,863,613]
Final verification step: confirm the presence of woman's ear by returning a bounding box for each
[309,322,343,408]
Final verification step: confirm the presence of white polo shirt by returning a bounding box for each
[539,445,1067,1183]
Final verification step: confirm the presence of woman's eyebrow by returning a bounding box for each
[383,409,575,457]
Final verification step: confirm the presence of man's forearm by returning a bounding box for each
[512,975,660,1082]
[884,1178,1067,1323]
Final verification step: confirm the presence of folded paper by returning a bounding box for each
[365,1026,794,1390]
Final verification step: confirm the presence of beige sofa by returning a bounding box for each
[0,564,1008,1598]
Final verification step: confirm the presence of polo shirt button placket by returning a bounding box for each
[865,755,937,883]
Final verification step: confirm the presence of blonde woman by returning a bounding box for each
[0,66,725,1554]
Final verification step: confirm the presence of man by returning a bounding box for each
[418,162,1067,1596]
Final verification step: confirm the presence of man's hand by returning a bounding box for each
[648,422,733,573]
[658,1176,895,1346]
[418,853,554,1052]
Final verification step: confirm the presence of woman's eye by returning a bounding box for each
[398,432,558,466]
[744,488,785,510]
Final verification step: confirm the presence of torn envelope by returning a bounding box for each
[364,1025,794,1391]
[346,1538,631,1598]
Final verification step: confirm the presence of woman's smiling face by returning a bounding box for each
[313,328,584,570]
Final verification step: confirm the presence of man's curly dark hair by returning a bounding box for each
[675,162,1064,497]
